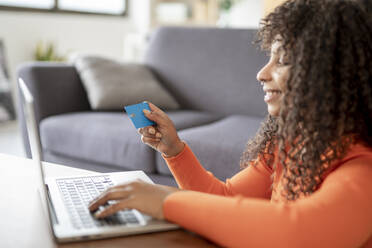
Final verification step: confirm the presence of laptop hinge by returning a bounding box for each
[45,184,59,225]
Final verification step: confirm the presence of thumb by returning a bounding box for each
[143,109,166,126]
[144,102,167,123]
[146,102,165,115]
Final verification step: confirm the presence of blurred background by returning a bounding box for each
[0,0,285,157]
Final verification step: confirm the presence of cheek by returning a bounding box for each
[275,68,290,91]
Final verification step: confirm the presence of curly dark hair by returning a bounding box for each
[359,0,371,14]
[240,0,372,201]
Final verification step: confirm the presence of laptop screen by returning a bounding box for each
[18,78,56,236]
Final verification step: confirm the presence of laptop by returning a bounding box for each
[18,78,179,243]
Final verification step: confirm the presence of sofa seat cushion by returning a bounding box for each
[165,110,223,130]
[40,111,222,172]
[40,112,156,172]
[155,115,263,180]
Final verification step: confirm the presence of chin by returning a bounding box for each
[267,105,280,116]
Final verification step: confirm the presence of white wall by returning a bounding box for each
[0,0,264,97]
[229,0,262,28]
[129,0,151,34]
[0,10,133,95]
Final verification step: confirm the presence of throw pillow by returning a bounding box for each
[74,55,180,110]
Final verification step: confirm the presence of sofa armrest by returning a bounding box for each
[17,62,91,157]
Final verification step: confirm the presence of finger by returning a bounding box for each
[145,102,166,116]
[146,126,156,135]
[141,136,161,145]
[144,127,162,137]
[138,128,162,140]
[94,199,132,219]
[142,133,161,140]
[89,188,131,212]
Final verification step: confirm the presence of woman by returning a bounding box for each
[89,0,372,247]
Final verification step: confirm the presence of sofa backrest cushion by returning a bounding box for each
[74,55,180,110]
[144,27,268,117]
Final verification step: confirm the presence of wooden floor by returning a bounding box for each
[0,120,25,157]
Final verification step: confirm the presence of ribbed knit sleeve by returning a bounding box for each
[162,144,372,248]
[163,143,273,198]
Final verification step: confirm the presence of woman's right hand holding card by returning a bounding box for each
[137,102,184,157]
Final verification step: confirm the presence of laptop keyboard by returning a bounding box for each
[56,176,141,229]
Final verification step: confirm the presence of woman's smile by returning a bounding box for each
[264,88,283,103]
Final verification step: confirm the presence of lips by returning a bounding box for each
[264,88,282,102]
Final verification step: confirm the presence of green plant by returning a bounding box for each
[218,0,242,11]
[34,41,66,62]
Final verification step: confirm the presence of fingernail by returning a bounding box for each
[156,133,162,138]
[149,128,155,134]
[143,109,150,114]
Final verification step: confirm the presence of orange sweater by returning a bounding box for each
[162,143,372,248]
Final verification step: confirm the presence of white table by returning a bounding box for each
[0,153,217,248]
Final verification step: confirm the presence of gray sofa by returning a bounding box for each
[17,27,267,186]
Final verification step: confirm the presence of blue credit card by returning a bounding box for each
[124,102,156,129]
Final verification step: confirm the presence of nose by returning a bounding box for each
[256,62,272,84]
